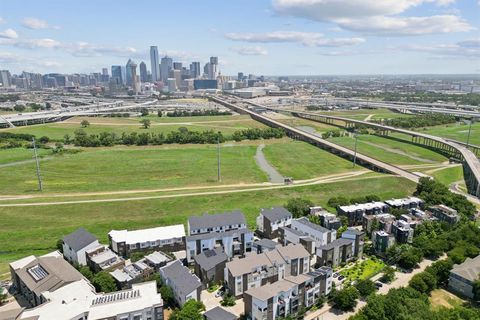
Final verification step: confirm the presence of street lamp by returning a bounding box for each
[466,118,475,148]
[353,131,359,168]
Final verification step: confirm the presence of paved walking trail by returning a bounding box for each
[254,144,285,183]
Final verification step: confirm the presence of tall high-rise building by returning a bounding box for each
[173,62,182,70]
[126,59,137,87]
[207,57,218,80]
[111,65,123,85]
[102,68,109,76]
[139,61,148,83]
[150,46,160,82]
[190,62,201,78]
[0,70,12,88]
[173,69,182,89]
[160,56,173,83]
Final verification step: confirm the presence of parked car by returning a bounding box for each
[375,281,383,288]
[338,275,345,281]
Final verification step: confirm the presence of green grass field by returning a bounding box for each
[0,175,416,275]
[0,143,270,194]
[0,115,266,141]
[0,147,51,165]
[315,109,412,121]
[328,133,448,166]
[430,166,465,186]
[339,257,385,281]
[263,140,363,179]
[421,122,480,146]
[275,116,339,133]
[429,289,465,310]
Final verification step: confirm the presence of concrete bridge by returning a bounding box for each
[210,96,421,184]
[243,100,480,198]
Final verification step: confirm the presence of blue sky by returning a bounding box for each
[0,0,479,75]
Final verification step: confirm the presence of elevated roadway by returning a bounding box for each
[244,100,480,198]
[210,96,421,184]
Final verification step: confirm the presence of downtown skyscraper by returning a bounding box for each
[150,46,160,82]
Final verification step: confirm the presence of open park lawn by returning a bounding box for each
[329,133,448,166]
[0,175,416,276]
[421,122,480,146]
[1,115,266,141]
[263,140,363,180]
[0,143,270,194]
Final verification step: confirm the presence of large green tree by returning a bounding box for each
[169,300,205,320]
[285,198,314,218]
[92,271,117,293]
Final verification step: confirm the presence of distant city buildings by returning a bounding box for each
[150,46,160,82]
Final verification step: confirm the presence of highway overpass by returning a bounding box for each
[0,100,156,128]
[210,96,421,184]
[244,100,480,198]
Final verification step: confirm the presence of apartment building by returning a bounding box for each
[338,201,389,226]
[86,245,125,272]
[108,224,186,258]
[186,228,253,263]
[17,280,164,320]
[224,244,310,297]
[391,220,414,244]
[316,238,353,268]
[9,251,84,307]
[372,230,395,254]
[187,210,246,235]
[448,255,480,299]
[193,248,228,288]
[111,261,154,289]
[429,205,460,224]
[244,267,333,320]
[256,207,292,239]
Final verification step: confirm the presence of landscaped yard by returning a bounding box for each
[429,289,465,310]
[339,257,385,281]
[0,175,416,276]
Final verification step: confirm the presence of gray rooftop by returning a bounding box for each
[318,238,353,251]
[450,255,480,282]
[295,217,330,233]
[188,210,246,231]
[11,253,83,297]
[253,238,278,250]
[260,207,292,222]
[204,306,237,320]
[193,248,228,271]
[63,228,97,252]
[186,227,251,241]
[160,260,201,295]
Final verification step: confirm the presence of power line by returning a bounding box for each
[32,138,43,191]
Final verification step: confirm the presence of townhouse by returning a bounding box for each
[188,210,246,235]
[338,201,389,226]
[108,224,186,258]
[86,245,125,272]
[159,260,202,307]
[448,255,480,299]
[193,248,228,288]
[428,204,460,224]
[256,207,292,239]
[62,227,100,266]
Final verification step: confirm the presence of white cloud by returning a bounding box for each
[272,0,472,36]
[14,38,61,49]
[0,17,5,24]
[336,15,472,35]
[401,39,480,58]
[230,46,269,56]
[225,31,365,47]
[0,28,18,39]
[63,42,138,57]
[22,17,58,30]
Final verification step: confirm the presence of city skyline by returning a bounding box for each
[0,0,479,75]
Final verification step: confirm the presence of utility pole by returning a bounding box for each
[353,131,359,168]
[466,118,474,148]
[32,138,43,191]
[217,134,221,182]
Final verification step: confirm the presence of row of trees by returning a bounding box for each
[322,130,346,139]
[69,127,285,147]
[374,113,456,129]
